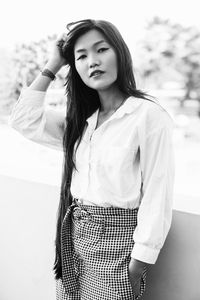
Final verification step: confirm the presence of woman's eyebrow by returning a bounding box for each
[75,40,107,53]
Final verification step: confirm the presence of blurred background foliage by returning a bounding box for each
[135,16,200,111]
[1,16,200,117]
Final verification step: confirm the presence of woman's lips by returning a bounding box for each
[90,70,105,77]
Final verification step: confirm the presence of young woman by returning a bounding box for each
[10,19,175,300]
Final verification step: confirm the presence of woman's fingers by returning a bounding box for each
[56,33,68,46]
[133,282,141,298]
[129,276,141,298]
[47,33,69,68]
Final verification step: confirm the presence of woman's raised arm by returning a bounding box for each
[29,33,68,92]
[9,34,68,151]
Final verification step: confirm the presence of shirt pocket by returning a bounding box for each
[96,146,138,195]
[97,145,137,169]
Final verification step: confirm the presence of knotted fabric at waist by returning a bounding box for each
[72,198,139,227]
[60,198,139,294]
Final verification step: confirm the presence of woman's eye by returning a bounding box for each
[98,47,109,53]
[77,55,86,60]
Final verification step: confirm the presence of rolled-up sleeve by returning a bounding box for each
[9,88,65,151]
[131,108,175,264]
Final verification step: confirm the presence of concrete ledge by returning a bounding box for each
[0,175,59,300]
[143,210,200,299]
[0,174,200,299]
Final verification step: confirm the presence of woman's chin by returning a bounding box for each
[90,82,116,92]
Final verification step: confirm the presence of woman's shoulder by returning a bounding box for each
[129,96,174,130]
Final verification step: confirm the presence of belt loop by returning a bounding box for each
[72,197,79,206]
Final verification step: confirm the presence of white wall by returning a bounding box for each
[0,174,200,300]
[0,175,59,300]
[143,210,200,299]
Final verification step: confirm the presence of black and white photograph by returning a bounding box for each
[0,0,200,299]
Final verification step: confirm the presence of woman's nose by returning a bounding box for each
[88,55,100,68]
[90,61,99,68]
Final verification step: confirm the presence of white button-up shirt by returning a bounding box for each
[9,88,175,264]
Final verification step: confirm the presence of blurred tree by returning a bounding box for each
[136,16,200,114]
[0,48,15,120]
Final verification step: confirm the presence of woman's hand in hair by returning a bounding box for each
[29,33,68,91]
[46,33,68,74]
[128,258,147,297]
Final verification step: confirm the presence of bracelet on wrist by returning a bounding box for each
[41,68,56,80]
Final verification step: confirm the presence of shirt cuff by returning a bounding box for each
[131,243,160,264]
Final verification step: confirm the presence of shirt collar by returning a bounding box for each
[86,96,143,126]
[85,96,173,129]
[86,108,99,127]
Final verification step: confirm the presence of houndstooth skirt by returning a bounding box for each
[56,200,147,300]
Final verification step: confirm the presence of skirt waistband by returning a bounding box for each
[72,198,138,227]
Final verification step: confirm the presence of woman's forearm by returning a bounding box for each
[29,33,68,92]
[130,258,147,274]
[29,60,63,92]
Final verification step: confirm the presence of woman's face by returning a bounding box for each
[74,29,118,91]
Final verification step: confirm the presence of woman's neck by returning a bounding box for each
[98,86,128,113]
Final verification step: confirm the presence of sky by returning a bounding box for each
[0,0,200,50]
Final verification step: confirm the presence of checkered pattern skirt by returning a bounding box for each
[56,200,147,300]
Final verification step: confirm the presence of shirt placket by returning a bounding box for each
[85,113,99,195]
[84,109,120,197]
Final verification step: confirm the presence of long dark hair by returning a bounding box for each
[53,19,154,279]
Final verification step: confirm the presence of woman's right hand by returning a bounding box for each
[29,33,69,91]
[46,33,69,74]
